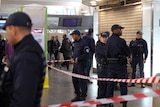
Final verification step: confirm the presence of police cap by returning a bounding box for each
[70,30,81,36]
[3,12,33,30]
[136,30,143,35]
[111,24,124,31]
[101,32,109,37]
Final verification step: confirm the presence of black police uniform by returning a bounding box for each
[72,38,90,102]
[96,41,108,99]
[106,25,130,107]
[129,37,148,83]
[83,33,95,79]
[1,35,46,107]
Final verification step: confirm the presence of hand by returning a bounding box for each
[128,58,132,63]
[71,58,75,63]
[75,58,78,64]
[144,60,146,63]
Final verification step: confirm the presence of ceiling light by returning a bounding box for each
[91,3,97,6]
[90,1,96,4]
[95,0,101,1]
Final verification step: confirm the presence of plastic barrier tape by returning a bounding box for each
[48,59,71,63]
[42,89,160,107]
[48,65,160,84]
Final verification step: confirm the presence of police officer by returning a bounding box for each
[106,24,130,107]
[128,31,148,88]
[96,32,109,100]
[83,28,95,83]
[0,12,46,107]
[70,30,90,102]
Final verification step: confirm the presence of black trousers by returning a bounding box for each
[106,64,128,104]
[97,65,108,99]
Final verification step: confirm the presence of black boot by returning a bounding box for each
[71,96,82,102]
[141,84,145,88]
[105,103,114,107]
[122,103,127,107]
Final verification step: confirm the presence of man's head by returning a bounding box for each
[51,36,54,40]
[70,30,81,41]
[3,12,33,46]
[88,28,93,36]
[136,30,143,39]
[111,24,124,36]
[63,34,67,39]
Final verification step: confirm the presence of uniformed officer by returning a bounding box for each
[0,12,46,107]
[128,31,148,88]
[83,28,95,83]
[70,30,90,102]
[106,24,130,107]
[96,32,109,100]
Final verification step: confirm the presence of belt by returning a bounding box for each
[107,58,119,64]
[97,64,107,67]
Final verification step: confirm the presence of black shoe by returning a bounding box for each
[71,96,83,102]
[128,83,135,87]
[122,103,127,107]
[141,84,145,88]
[105,103,114,107]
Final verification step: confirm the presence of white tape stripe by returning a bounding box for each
[145,91,159,97]
[148,77,154,83]
[121,95,137,101]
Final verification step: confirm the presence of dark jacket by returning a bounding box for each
[73,38,90,74]
[129,38,148,60]
[1,34,46,107]
[83,34,95,54]
[95,41,107,64]
[106,33,130,66]
[60,38,72,58]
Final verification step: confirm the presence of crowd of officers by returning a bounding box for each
[0,12,148,107]
[68,24,148,107]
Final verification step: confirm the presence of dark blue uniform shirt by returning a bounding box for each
[106,33,130,58]
[129,38,148,60]
[95,42,106,60]
[73,38,89,74]
[2,34,45,107]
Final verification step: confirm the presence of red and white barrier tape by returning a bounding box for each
[48,65,160,84]
[42,89,160,107]
[48,59,71,63]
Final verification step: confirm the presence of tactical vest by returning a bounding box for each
[130,40,144,55]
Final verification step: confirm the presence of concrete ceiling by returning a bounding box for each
[0,0,81,16]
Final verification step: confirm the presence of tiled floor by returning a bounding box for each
[41,65,153,107]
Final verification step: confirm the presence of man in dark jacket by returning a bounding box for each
[83,28,95,83]
[70,30,90,102]
[106,24,130,107]
[0,12,46,107]
[128,31,148,88]
[48,36,55,60]
[60,34,72,70]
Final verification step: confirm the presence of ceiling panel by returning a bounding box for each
[0,0,81,16]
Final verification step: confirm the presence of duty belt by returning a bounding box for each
[107,58,119,64]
